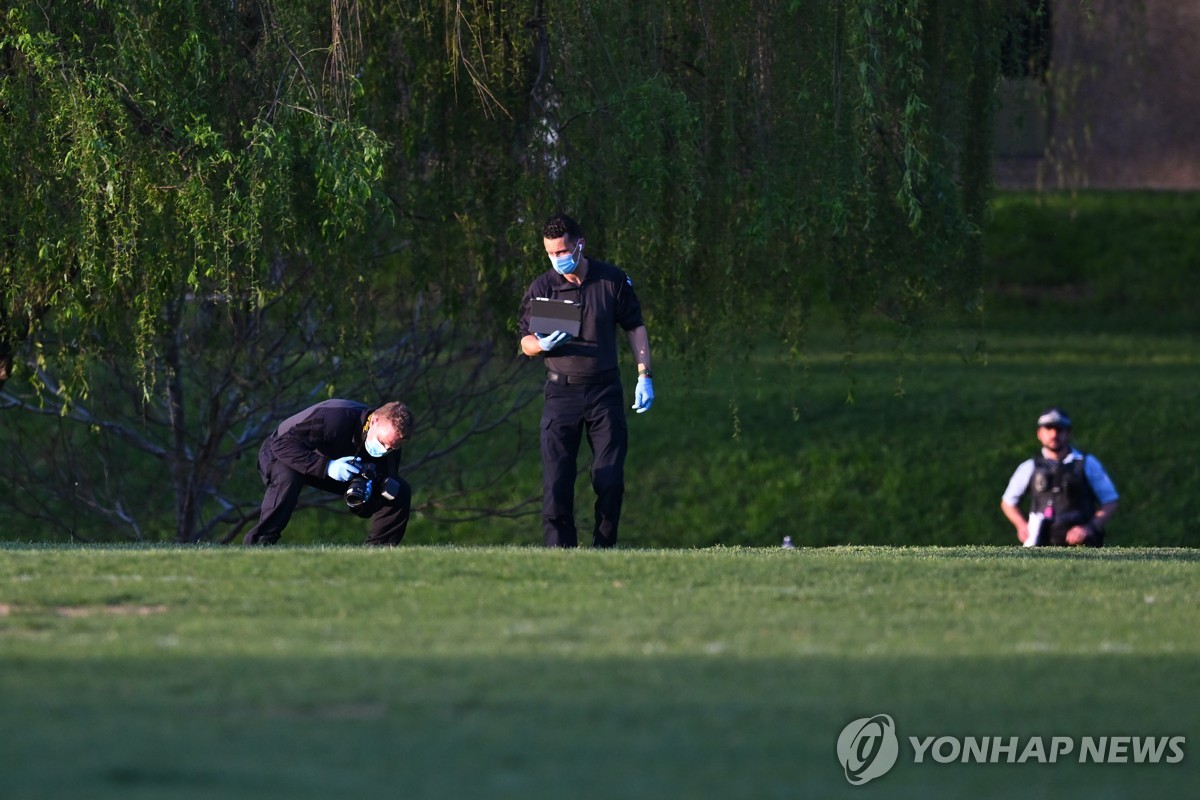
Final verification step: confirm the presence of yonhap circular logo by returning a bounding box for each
[837,714,900,785]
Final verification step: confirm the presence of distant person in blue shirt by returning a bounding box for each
[1001,407,1119,547]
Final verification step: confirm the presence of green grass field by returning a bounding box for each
[1,193,1197,799]
[2,545,1198,798]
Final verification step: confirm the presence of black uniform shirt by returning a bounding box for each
[267,399,399,480]
[518,258,644,377]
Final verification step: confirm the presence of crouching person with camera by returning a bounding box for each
[244,400,414,546]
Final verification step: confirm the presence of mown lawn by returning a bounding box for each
[2,545,1197,799]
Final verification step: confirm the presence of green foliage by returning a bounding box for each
[0,2,1124,543]
[2,546,1198,797]
[352,1,1014,350]
[1,1,385,397]
[984,191,1200,327]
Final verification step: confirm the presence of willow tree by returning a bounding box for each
[357,1,1016,355]
[0,2,387,540]
[1,1,384,393]
[1,1,1028,541]
[0,1,529,542]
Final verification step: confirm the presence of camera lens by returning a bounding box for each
[345,480,368,508]
[344,463,375,509]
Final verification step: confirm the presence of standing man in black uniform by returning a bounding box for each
[518,214,655,548]
[244,399,415,546]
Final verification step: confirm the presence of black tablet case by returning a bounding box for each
[529,297,583,336]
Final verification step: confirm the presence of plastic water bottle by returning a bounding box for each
[781,536,795,549]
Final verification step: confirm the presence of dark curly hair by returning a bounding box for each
[541,214,583,241]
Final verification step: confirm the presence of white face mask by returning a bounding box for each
[364,434,388,458]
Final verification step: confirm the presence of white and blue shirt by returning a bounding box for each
[1002,447,1119,509]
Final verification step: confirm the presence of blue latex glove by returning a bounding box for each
[535,330,572,352]
[326,456,362,482]
[632,375,654,413]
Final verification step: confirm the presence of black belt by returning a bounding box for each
[546,369,618,386]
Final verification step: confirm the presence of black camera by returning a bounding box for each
[344,461,401,510]
[345,462,378,509]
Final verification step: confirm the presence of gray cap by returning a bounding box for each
[1037,407,1072,429]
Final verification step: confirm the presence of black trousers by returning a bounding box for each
[539,379,628,547]
[244,444,412,546]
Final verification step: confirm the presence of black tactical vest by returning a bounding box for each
[1028,454,1097,542]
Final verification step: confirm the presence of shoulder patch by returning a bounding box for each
[625,274,634,287]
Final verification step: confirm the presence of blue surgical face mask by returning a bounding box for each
[550,241,582,275]
[364,435,388,458]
